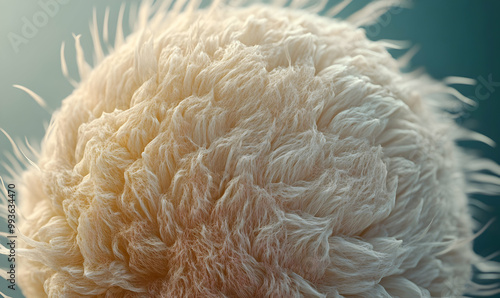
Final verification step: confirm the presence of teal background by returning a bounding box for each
[0,0,499,296]
[361,1,500,295]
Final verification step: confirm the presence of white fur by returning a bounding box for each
[2,1,498,297]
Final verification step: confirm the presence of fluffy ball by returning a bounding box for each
[13,1,496,297]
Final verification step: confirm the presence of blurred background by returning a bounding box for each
[0,0,499,297]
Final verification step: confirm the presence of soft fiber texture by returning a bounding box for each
[5,0,499,297]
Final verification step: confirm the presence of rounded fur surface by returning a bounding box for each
[13,1,494,297]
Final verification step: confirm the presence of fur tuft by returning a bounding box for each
[0,0,498,297]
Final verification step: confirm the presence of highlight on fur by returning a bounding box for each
[1,0,499,297]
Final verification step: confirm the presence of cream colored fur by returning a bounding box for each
[3,0,499,297]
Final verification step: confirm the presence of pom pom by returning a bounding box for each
[4,1,498,297]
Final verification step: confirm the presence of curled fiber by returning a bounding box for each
[2,0,500,297]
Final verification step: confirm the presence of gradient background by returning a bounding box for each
[0,0,499,297]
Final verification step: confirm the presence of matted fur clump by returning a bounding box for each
[6,0,500,297]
